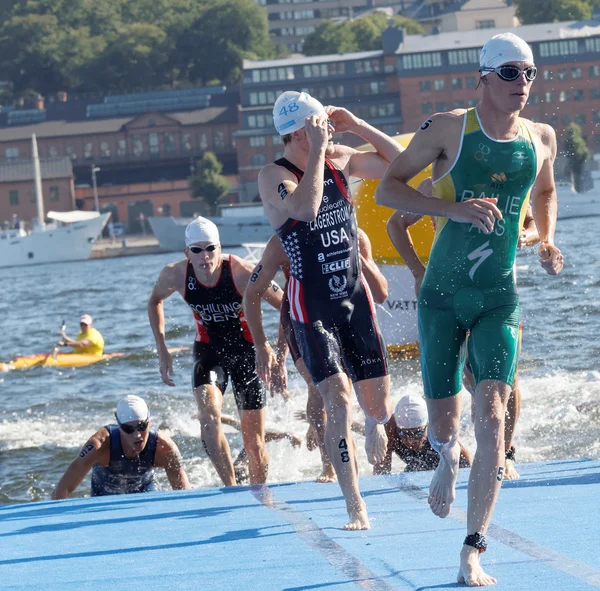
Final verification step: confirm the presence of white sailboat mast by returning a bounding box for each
[31,134,45,229]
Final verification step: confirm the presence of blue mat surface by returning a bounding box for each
[2,459,600,590]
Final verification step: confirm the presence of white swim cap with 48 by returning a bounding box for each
[273,91,327,135]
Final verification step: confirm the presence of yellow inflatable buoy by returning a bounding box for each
[353,133,434,359]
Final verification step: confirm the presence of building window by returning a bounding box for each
[543,70,554,81]
[466,77,477,89]
[133,135,144,156]
[452,77,462,89]
[572,67,582,79]
[547,115,558,126]
[540,40,579,57]
[149,133,159,155]
[433,79,445,91]
[100,142,111,159]
[561,114,572,125]
[272,135,283,145]
[66,145,77,160]
[164,133,176,153]
[573,89,585,101]
[49,186,59,202]
[198,133,208,150]
[448,49,480,66]
[49,145,58,157]
[117,139,127,157]
[575,113,586,125]
[593,111,600,123]
[84,143,93,159]
[544,92,555,103]
[422,102,433,114]
[528,94,539,105]
[182,134,192,153]
[5,147,19,161]
[214,131,226,150]
[9,190,18,205]
[402,52,442,70]
[476,20,495,29]
[250,136,266,147]
[468,99,478,107]
[590,65,600,77]
[557,68,568,80]
[436,102,447,112]
[251,154,266,167]
[559,90,570,102]
[585,38,600,53]
[453,100,465,108]
[420,80,431,92]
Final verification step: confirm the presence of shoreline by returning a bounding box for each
[91,235,166,258]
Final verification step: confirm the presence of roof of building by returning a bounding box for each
[396,20,600,53]
[0,157,73,182]
[243,50,383,70]
[0,106,234,142]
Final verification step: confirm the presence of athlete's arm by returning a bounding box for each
[518,206,540,247]
[357,228,388,304]
[52,429,109,499]
[325,106,403,179]
[258,115,330,226]
[529,123,564,275]
[241,247,283,384]
[375,112,503,233]
[154,433,191,491]
[373,421,397,475]
[148,264,180,387]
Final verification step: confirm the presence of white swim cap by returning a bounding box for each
[273,91,327,135]
[185,216,220,247]
[80,314,92,326]
[394,394,428,429]
[479,33,534,76]
[116,395,149,424]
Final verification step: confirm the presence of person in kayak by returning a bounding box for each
[57,314,104,356]
[52,395,190,499]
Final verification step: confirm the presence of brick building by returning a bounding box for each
[0,87,240,230]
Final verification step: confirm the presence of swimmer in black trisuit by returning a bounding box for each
[52,395,190,499]
[148,217,283,486]
[258,90,403,530]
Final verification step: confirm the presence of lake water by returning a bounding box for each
[0,217,598,503]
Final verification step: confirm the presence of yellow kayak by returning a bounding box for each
[0,352,124,372]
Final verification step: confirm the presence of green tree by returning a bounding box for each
[391,15,425,35]
[514,0,591,24]
[303,21,358,56]
[563,123,590,192]
[174,0,275,85]
[189,152,230,216]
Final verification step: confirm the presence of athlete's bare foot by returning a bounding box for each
[316,463,336,483]
[343,500,370,531]
[503,459,520,480]
[457,545,497,586]
[428,442,460,518]
[365,418,388,465]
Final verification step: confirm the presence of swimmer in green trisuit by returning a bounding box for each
[376,33,563,586]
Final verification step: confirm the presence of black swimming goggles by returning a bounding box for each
[117,417,150,434]
[479,65,537,82]
[189,244,218,254]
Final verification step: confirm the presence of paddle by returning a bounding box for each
[50,320,67,361]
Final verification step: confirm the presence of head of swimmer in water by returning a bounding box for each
[272,91,335,155]
[115,395,151,458]
[394,395,429,452]
[478,33,536,115]
[184,217,222,275]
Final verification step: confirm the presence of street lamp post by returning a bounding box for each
[91,165,101,212]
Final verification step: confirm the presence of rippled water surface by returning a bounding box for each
[1,219,598,503]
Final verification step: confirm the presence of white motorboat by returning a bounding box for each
[149,204,273,252]
[0,210,110,268]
